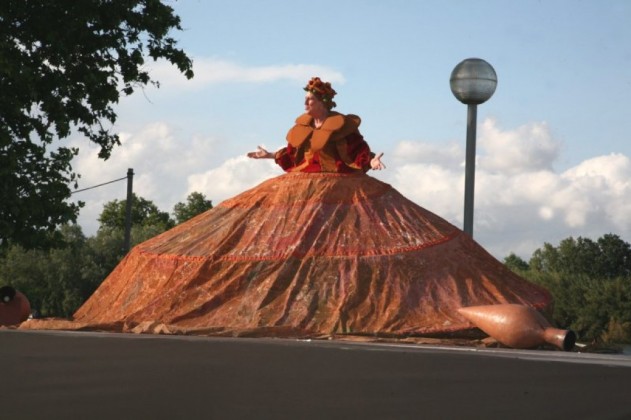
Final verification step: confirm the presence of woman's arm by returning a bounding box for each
[371,152,386,170]
[247,146,274,159]
[248,145,297,171]
[342,132,386,172]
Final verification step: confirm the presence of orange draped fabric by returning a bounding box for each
[60,172,551,338]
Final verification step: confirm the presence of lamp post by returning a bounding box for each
[450,58,497,237]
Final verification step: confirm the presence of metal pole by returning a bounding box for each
[463,104,477,237]
[123,168,134,253]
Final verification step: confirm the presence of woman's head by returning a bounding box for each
[303,77,337,110]
[304,91,329,117]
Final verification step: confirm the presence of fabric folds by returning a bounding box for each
[63,173,551,338]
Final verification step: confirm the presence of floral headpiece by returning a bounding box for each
[304,77,337,109]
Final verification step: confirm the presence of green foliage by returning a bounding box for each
[0,224,101,317]
[99,193,174,232]
[173,192,213,224]
[86,223,169,276]
[506,234,631,344]
[594,233,631,278]
[503,253,529,272]
[526,271,631,344]
[0,193,183,317]
[0,0,193,250]
[0,142,82,251]
[529,234,631,279]
[95,193,175,265]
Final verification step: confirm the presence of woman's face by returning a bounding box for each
[304,92,327,116]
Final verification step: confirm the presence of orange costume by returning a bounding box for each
[275,112,374,173]
[30,77,552,341]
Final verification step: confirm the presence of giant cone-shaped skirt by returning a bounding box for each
[74,173,551,337]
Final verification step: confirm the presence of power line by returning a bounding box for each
[71,176,127,194]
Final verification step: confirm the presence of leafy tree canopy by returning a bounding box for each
[0,224,96,317]
[98,193,174,232]
[505,233,631,343]
[529,234,631,279]
[0,0,193,250]
[173,192,213,224]
[503,253,529,272]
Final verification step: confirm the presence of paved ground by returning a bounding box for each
[1,329,630,419]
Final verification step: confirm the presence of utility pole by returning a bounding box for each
[123,168,134,253]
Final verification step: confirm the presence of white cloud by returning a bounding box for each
[70,122,226,235]
[391,140,463,168]
[560,153,631,228]
[148,57,345,90]
[186,155,280,202]
[386,163,463,223]
[479,118,561,174]
[70,116,631,261]
[382,119,631,258]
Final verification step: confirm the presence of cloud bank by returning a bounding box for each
[385,118,631,257]
[71,117,631,260]
[148,57,345,90]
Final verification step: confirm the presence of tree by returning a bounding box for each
[87,223,169,281]
[173,192,213,224]
[529,234,631,280]
[595,233,631,279]
[96,193,173,258]
[0,1,193,250]
[0,224,100,317]
[0,193,181,317]
[522,234,631,343]
[503,253,529,272]
[99,193,174,232]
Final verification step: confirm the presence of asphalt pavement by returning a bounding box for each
[1,329,630,419]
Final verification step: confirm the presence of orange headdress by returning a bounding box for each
[304,77,337,109]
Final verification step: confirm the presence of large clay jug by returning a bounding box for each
[458,304,576,351]
[0,286,32,326]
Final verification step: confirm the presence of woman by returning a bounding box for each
[247,77,385,173]
[69,77,551,340]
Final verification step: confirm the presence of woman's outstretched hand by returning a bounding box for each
[247,146,274,159]
[371,152,386,170]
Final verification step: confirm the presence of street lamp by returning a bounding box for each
[450,58,497,237]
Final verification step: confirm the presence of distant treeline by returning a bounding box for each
[0,192,212,318]
[504,233,631,344]
[2,195,630,345]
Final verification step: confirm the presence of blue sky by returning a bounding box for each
[70,0,631,259]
